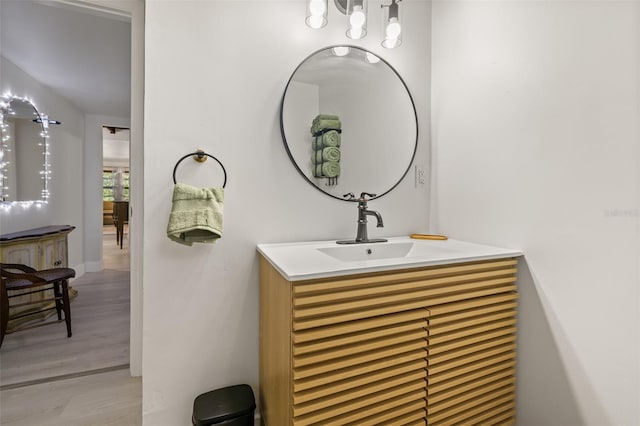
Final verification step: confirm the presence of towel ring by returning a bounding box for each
[172,151,227,187]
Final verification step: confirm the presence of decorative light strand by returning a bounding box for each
[0,92,52,210]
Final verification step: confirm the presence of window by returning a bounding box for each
[103,169,129,201]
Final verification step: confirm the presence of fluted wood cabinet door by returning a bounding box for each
[259,256,518,426]
[426,293,518,425]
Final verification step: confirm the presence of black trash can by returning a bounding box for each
[192,384,256,426]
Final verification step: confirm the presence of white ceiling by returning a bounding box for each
[1,0,131,117]
[103,127,130,167]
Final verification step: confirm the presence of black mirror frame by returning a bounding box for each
[279,45,419,202]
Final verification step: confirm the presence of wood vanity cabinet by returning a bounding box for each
[0,225,75,329]
[259,256,518,426]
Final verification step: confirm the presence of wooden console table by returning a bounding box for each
[0,225,76,330]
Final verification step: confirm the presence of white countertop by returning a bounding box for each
[257,236,523,281]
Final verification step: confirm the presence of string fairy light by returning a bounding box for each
[0,93,54,209]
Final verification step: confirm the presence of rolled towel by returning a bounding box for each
[313,114,340,123]
[311,119,341,135]
[323,146,341,162]
[312,146,341,164]
[323,130,341,147]
[319,161,340,178]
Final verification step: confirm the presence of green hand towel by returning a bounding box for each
[167,183,224,246]
[310,119,341,135]
[312,147,341,164]
[320,161,340,178]
[323,130,341,147]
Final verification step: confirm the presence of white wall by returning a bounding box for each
[431,1,639,425]
[1,56,86,272]
[143,1,430,424]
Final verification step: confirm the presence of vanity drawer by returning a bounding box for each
[292,258,517,331]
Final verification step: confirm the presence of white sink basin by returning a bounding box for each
[257,237,522,281]
[318,242,414,262]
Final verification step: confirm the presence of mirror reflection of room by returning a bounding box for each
[281,46,417,200]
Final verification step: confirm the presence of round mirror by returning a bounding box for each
[0,96,49,204]
[280,46,418,201]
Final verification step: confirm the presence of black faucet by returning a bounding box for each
[337,192,388,244]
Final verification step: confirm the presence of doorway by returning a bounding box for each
[0,0,143,388]
[102,126,131,252]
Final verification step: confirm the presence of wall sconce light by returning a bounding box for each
[382,0,402,49]
[306,0,403,49]
[306,0,328,29]
[346,0,368,40]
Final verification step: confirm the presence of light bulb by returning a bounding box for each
[306,0,327,29]
[309,0,326,15]
[350,9,365,28]
[346,1,367,40]
[386,20,401,39]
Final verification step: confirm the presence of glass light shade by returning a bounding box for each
[382,0,402,48]
[331,46,351,56]
[306,0,328,29]
[346,0,367,39]
[365,52,380,63]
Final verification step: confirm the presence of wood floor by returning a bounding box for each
[1,369,141,426]
[0,226,141,425]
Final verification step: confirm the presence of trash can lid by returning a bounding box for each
[192,384,256,426]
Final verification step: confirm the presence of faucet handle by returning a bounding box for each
[343,193,356,200]
[360,192,377,200]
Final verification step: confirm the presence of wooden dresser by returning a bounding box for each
[0,225,76,330]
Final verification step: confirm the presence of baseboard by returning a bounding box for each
[255,412,261,426]
[72,263,86,279]
[84,260,103,273]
